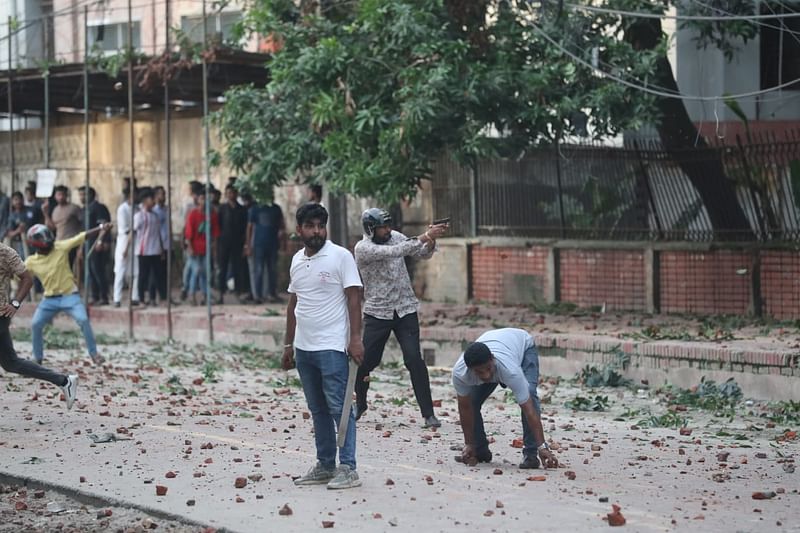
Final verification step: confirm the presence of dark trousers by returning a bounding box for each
[156,251,172,302]
[470,346,542,458]
[217,242,246,295]
[252,244,279,299]
[0,317,65,386]
[89,248,110,302]
[138,255,164,303]
[356,312,434,418]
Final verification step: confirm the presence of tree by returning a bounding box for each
[215,0,763,238]
[214,0,658,203]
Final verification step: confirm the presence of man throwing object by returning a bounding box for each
[0,242,78,409]
[453,328,558,469]
[26,223,111,365]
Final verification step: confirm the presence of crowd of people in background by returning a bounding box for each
[0,174,561,489]
[0,176,295,308]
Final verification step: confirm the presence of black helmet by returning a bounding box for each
[361,208,391,237]
[26,224,55,250]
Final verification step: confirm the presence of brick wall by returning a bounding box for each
[761,250,800,320]
[659,250,752,315]
[469,243,800,318]
[560,249,646,311]
[472,245,549,303]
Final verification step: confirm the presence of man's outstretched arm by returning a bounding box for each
[520,398,558,468]
[457,394,478,465]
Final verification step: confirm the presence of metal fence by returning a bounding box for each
[432,132,800,242]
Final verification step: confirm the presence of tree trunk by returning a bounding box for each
[626,19,754,240]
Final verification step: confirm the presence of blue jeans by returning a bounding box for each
[470,346,541,459]
[182,254,192,292]
[188,255,207,294]
[31,293,97,363]
[295,348,357,469]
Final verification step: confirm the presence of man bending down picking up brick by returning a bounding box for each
[453,328,558,469]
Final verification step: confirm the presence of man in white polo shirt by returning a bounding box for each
[452,328,558,469]
[282,203,365,490]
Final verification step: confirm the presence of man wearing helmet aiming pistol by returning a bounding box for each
[354,208,449,428]
[25,222,112,366]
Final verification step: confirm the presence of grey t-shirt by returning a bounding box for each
[452,328,535,404]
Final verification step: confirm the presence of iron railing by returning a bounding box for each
[431,132,800,242]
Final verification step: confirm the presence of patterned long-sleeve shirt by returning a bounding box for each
[354,230,436,320]
[134,209,163,256]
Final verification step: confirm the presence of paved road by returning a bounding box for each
[0,338,796,532]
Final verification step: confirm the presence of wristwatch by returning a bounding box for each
[10,300,21,310]
[537,442,550,451]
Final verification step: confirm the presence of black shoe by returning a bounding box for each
[423,415,441,428]
[519,454,540,469]
[476,449,493,463]
[355,404,367,421]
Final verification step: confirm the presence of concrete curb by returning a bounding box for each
[0,469,241,533]
[13,303,800,399]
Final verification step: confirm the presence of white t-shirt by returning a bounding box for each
[288,240,363,352]
[452,328,535,404]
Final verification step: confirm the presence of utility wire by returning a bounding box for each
[1,0,104,37]
[559,1,800,21]
[0,0,229,45]
[689,0,800,39]
[528,20,800,101]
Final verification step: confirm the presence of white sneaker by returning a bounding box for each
[327,465,361,490]
[61,375,78,410]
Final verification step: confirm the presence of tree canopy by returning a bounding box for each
[215,0,759,211]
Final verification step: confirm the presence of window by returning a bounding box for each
[88,21,141,53]
[760,1,800,90]
[180,12,242,45]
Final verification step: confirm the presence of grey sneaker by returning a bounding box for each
[294,463,336,486]
[327,465,361,490]
[61,375,78,410]
[91,354,106,366]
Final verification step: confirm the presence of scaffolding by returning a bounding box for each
[0,0,270,343]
